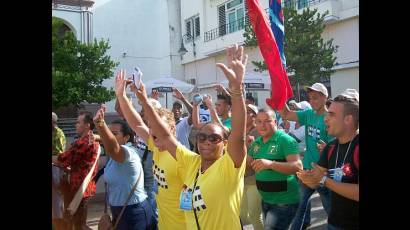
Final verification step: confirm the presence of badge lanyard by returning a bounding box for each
[330,141,352,182]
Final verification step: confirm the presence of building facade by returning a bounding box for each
[179,0,359,107]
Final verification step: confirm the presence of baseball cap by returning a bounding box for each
[306,83,328,98]
[338,88,359,102]
[136,98,162,112]
[246,104,259,115]
[173,101,183,108]
[52,112,58,123]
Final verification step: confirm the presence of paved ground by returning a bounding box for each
[86,192,327,229]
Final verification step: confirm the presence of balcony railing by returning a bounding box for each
[204,16,250,42]
[282,0,329,10]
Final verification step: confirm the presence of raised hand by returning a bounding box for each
[115,69,132,97]
[213,84,226,93]
[93,104,106,124]
[131,80,148,103]
[216,44,248,89]
[202,94,213,108]
[151,89,159,100]
[172,87,184,100]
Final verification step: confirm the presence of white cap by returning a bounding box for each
[52,112,58,123]
[306,83,328,98]
[339,88,359,102]
[246,104,259,115]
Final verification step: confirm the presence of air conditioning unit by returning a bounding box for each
[188,78,196,85]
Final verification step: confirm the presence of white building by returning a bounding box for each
[52,0,94,44]
[90,0,185,112]
[179,0,359,107]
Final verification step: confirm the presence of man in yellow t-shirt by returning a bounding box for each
[176,144,246,229]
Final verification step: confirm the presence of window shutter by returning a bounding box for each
[195,17,200,38]
[218,5,226,36]
[186,20,192,41]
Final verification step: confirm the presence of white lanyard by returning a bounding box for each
[335,141,352,168]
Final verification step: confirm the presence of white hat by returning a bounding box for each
[136,98,162,112]
[297,101,312,110]
[306,83,328,98]
[246,104,259,115]
[339,89,359,102]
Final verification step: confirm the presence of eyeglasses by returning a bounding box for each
[196,133,224,144]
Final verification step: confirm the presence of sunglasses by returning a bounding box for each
[196,133,224,144]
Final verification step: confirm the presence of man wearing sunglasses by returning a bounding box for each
[297,89,359,230]
[247,108,303,230]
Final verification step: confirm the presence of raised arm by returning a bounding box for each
[216,44,248,168]
[192,96,205,130]
[115,70,149,142]
[93,106,126,163]
[278,104,299,122]
[132,82,179,158]
[172,87,193,125]
[213,84,231,97]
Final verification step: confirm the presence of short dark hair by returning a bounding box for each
[217,94,231,106]
[79,111,95,130]
[333,95,359,128]
[246,95,255,103]
[111,119,135,143]
[173,101,182,109]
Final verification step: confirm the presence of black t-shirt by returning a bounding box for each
[318,134,359,230]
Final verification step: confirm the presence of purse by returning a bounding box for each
[98,168,142,230]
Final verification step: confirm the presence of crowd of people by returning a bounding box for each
[52,44,359,230]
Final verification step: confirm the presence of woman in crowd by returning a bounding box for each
[130,44,248,229]
[93,110,156,230]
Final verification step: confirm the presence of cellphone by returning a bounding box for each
[132,67,143,89]
[193,94,202,104]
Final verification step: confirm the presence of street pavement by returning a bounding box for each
[86,192,327,230]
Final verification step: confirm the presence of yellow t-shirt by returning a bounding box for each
[176,143,246,230]
[148,137,192,230]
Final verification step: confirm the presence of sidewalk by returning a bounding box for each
[86,192,327,230]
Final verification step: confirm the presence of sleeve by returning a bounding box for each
[317,144,330,169]
[176,143,198,179]
[56,131,66,154]
[182,117,192,134]
[221,147,246,184]
[120,145,133,163]
[296,109,308,126]
[281,135,300,157]
[57,148,74,168]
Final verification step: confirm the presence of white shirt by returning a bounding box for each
[176,117,192,149]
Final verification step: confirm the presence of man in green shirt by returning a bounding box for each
[52,112,66,156]
[278,83,332,230]
[248,108,303,230]
[215,94,232,130]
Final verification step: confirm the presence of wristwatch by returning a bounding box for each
[319,175,327,187]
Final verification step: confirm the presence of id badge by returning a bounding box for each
[179,189,193,210]
[333,168,344,182]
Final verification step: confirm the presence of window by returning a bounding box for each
[218,0,246,36]
[185,15,200,41]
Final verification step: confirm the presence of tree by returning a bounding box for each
[243,6,338,89]
[52,17,118,110]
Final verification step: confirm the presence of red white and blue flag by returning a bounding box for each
[246,0,293,110]
[269,0,286,67]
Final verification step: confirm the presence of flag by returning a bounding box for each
[246,0,293,110]
[269,0,286,67]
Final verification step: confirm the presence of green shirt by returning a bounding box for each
[296,109,333,169]
[52,127,66,155]
[222,117,232,130]
[248,130,300,205]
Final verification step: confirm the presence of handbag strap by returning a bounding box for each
[112,167,143,229]
[192,170,201,230]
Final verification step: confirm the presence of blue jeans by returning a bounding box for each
[262,201,299,230]
[291,182,331,230]
[111,199,157,230]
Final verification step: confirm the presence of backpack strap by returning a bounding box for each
[327,144,336,161]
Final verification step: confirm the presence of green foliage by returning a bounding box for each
[52,17,118,109]
[243,6,338,86]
